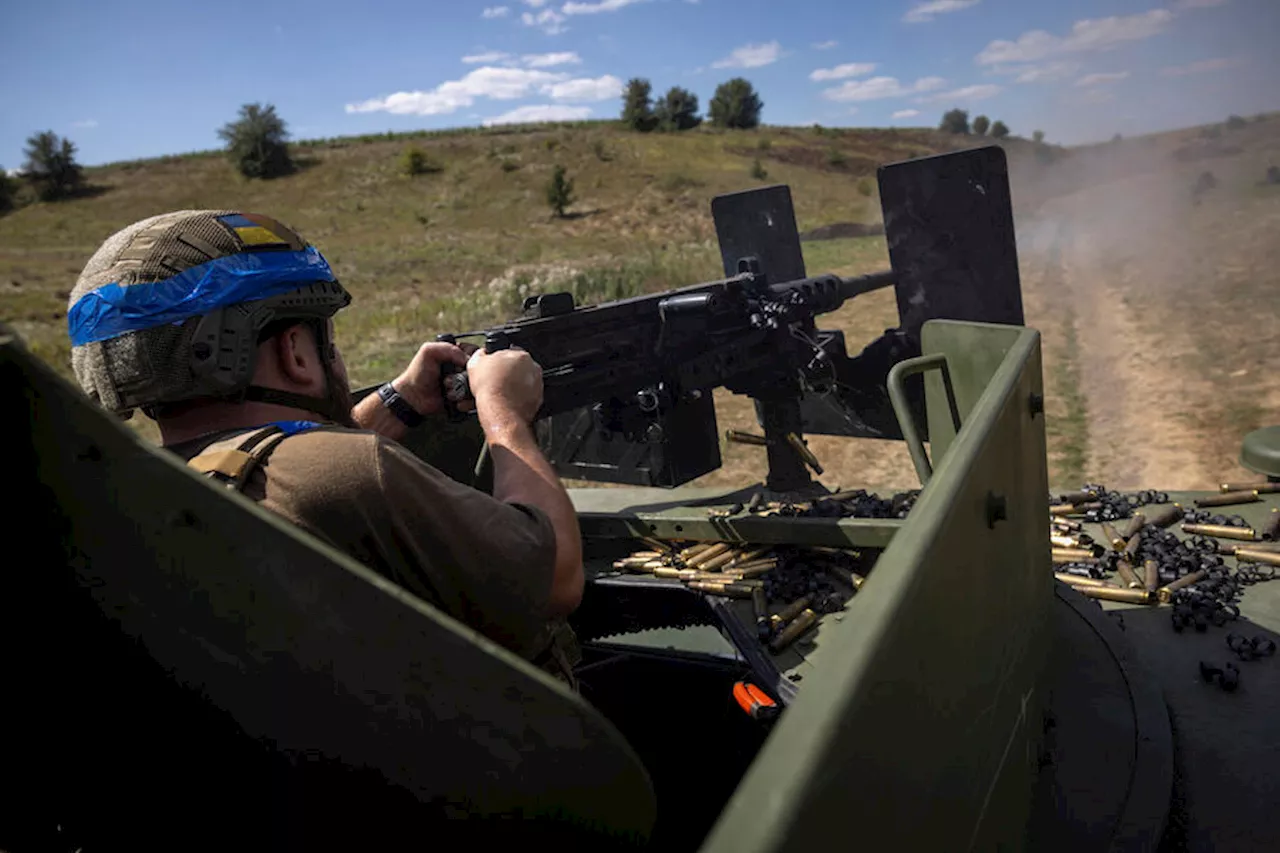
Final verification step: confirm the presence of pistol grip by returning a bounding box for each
[440,363,473,423]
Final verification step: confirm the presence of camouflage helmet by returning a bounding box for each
[68,210,351,419]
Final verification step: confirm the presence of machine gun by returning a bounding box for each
[438,145,1025,493]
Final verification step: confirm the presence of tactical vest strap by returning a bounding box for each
[187,423,316,493]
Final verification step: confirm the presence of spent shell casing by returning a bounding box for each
[1052,518,1084,532]
[638,536,674,554]
[1221,482,1280,494]
[771,596,814,629]
[699,550,741,572]
[687,581,758,598]
[689,542,734,567]
[1100,522,1126,550]
[1052,548,1099,564]
[1143,559,1159,593]
[1054,573,1108,588]
[1120,512,1147,541]
[729,548,770,566]
[726,429,769,446]
[1195,490,1261,508]
[679,542,717,562]
[735,562,778,579]
[1051,534,1086,549]
[786,432,824,475]
[1234,548,1280,568]
[1147,504,1184,529]
[1124,533,1143,561]
[626,551,663,560]
[1081,586,1152,605]
[1262,508,1280,542]
[746,491,765,512]
[752,586,767,619]
[1181,523,1258,541]
[1158,569,1209,603]
[825,564,865,590]
[1115,559,1143,590]
[653,567,699,580]
[769,609,819,653]
[1058,489,1099,504]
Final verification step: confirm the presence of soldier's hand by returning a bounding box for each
[392,342,471,416]
[466,347,544,429]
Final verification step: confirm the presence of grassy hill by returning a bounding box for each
[3,116,1278,491]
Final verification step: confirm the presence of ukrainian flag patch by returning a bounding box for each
[218,213,288,247]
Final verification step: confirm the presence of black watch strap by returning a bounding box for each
[377,382,425,428]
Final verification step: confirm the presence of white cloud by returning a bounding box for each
[563,0,648,13]
[481,6,510,18]
[482,104,593,126]
[541,74,624,101]
[70,119,99,128]
[1005,61,1080,83]
[809,62,877,82]
[813,40,838,50]
[1175,0,1228,8]
[915,83,1002,102]
[976,9,1173,66]
[345,67,569,116]
[522,51,582,67]
[522,8,568,33]
[463,51,512,64]
[712,41,783,69]
[1075,71,1129,86]
[892,109,921,119]
[822,75,945,102]
[1160,57,1238,76]
[904,0,980,24]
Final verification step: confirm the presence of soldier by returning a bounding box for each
[66,210,584,683]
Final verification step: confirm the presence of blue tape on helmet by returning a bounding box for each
[67,247,337,347]
[270,420,321,436]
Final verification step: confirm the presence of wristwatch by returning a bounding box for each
[376,382,425,428]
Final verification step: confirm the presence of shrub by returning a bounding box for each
[756,137,772,151]
[500,159,520,172]
[972,115,991,136]
[217,103,293,179]
[1032,130,1045,144]
[21,131,83,201]
[709,78,764,129]
[592,139,611,161]
[655,86,702,131]
[656,171,703,193]
[991,120,1010,139]
[750,158,768,180]
[826,148,847,168]
[939,108,969,134]
[857,177,873,197]
[621,78,656,132]
[1226,115,1247,130]
[400,146,443,176]
[546,164,575,217]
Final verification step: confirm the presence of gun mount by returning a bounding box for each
[436,145,1024,493]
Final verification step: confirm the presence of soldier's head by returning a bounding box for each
[67,211,356,427]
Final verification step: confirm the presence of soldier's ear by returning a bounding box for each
[270,323,321,385]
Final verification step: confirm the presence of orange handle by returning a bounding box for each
[733,681,780,721]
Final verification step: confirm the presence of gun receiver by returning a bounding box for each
[435,146,1023,492]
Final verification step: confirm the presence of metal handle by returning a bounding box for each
[886,353,962,486]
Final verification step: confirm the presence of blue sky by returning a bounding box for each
[2,0,1276,168]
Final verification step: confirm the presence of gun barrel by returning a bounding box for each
[768,270,896,315]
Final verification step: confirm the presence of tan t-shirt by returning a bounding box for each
[170,426,558,660]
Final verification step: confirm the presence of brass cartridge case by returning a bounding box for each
[1121,513,1147,541]
[653,567,699,580]
[1050,504,1078,516]
[1054,573,1108,587]
[1146,504,1184,529]
[689,542,734,568]
[679,542,717,562]
[1100,522,1126,550]
[786,432,824,475]
[1262,508,1280,542]
[769,609,819,653]
[1052,518,1084,532]
[1052,548,1098,564]
[1221,482,1280,495]
[726,430,769,446]
[1051,534,1086,549]
[1234,549,1280,568]
[1157,569,1208,603]
[638,536,674,554]
[699,550,742,572]
[1058,490,1098,504]
[1124,534,1143,562]
[746,491,765,512]
[1081,586,1152,605]
[687,581,757,598]
[1115,560,1142,590]
[729,548,770,566]
[824,564,866,590]
[1143,559,1159,593]
[1195,490,1261,508]
[1182,524,1258,542]
[735,562,779,579]
[770,596,813,629]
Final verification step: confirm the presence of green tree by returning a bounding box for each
[0,168,15,213]
[939,108,970,134]
[655,86,702,131]
[709,78,763,129]
[991,120,1011,139]
[218,103,294,179]
[22,131,83,201]
[621,78,656,132]
[546,164,575,218]
[1032,130,1045,144]
[972,115,991,136]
